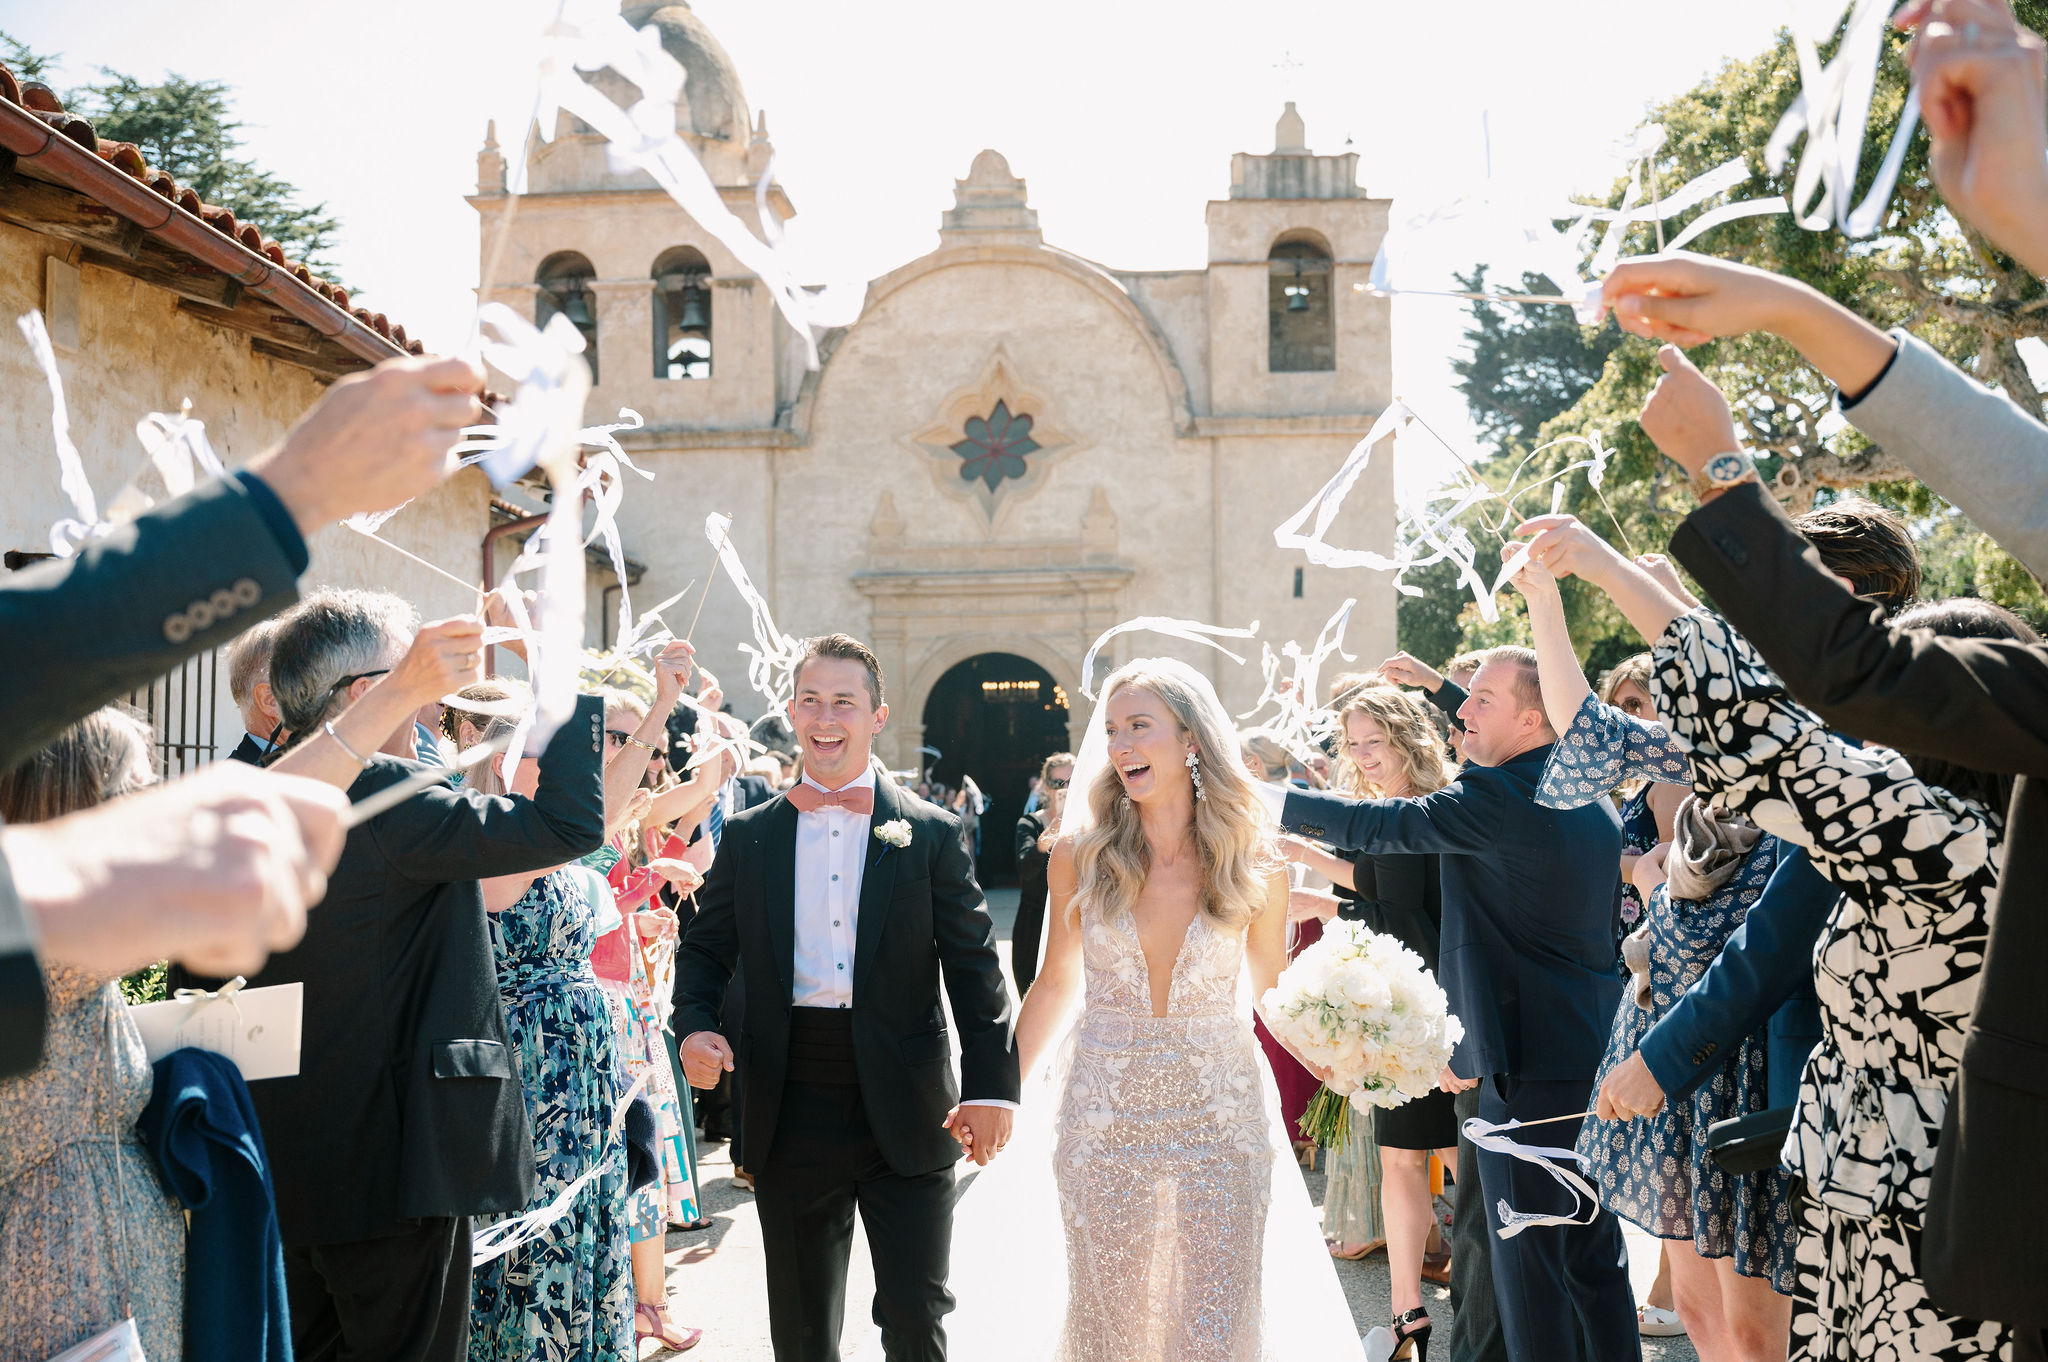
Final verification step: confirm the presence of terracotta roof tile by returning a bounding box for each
[0,61,426,369]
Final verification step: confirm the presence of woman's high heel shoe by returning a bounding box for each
[1391,1307,1432,1362]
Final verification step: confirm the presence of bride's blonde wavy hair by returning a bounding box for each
[1071,660,1279,931]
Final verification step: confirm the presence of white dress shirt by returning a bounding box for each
[787,767,1018,1111]
[790,767,876,1009]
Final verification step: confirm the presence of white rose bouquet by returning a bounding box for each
[1259,918,1464,1147]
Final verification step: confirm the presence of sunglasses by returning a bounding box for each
[606,729,668,752]
[1047,777,1070,789]
[326,668,391,705]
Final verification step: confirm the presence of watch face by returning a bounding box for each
[1705,452,1748,484]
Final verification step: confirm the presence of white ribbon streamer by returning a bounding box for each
[1460,1114,1603,1239]
[1769,0,1922,238]
[702,512,806,709]
[471,1068,651,1267]
[1078,617,1259,701]
[18,311,101,557]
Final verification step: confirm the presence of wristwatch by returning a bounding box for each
[1690,449,1758,500]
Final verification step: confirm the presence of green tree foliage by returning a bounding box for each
[0,30,55,80]
[1441,8,2048,667]
[75,71,342,274]
[0,33,343,277]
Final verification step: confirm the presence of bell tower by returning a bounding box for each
[1204,103,1391,418]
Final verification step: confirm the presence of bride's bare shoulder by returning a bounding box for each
[1048,835,1081,889]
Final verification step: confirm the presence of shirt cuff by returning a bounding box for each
[959,1099,1020,1111]
[1835,338,1901,410]
[233,471,311,576]
[1256,781,1289,823]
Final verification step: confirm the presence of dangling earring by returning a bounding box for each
[1186,749,1205,801]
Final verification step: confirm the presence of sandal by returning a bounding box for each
[1328,1237,1386,1260]
[1419,1249,1452,1284]
[635,1302,704,1351]
[1637,1304,1686,1337]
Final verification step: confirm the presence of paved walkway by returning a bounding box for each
[641,888,1700,1361]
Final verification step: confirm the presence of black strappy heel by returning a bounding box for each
[1391,1306,1432,1362]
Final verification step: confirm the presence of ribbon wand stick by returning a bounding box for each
[682,516,731,644]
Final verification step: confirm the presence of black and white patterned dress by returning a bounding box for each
[1651,612,2012,1361]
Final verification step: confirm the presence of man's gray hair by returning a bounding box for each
[270,589,419,737]
[224,618,281,707]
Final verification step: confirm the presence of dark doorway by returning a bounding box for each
[919,653,1071,886]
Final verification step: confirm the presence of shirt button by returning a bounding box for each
[833,920,840,927]
[837,962,845,970]
[831,874,839,881]
[832,830,839,837]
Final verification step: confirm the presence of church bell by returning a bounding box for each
[677,282,711,333]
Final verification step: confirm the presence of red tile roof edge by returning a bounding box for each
[0,66,425,366]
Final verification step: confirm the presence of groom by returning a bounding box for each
[675,633,1020,1362]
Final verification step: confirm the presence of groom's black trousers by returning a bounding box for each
[756,1008,957,1362]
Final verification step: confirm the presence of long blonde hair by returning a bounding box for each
[1071,660,1278,930]
[1332,685,1455,799]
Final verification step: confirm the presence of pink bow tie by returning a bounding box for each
[787,783,874,816]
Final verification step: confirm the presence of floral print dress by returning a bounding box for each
[1539,693,1796,1291]
[469,871,633,1362]
[1651,612,2011,1360]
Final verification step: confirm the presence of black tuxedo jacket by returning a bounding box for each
[1,473,305,1080]
[174,695,607,1246]
[673,777,1020,1176]
[1673,481,2048,1328]
[1282,750,1624,1083]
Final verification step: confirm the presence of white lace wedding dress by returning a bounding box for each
[939,895,1365,1362]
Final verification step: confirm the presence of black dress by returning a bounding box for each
[1335,851,1460,1150]
[1012,810,1050,996]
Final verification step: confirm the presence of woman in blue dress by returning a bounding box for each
[1517,562,1796,1362]
[467,727,633,1362]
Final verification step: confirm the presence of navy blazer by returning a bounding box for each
[1638,844,1833,1110]
[1282,745,1623,1082]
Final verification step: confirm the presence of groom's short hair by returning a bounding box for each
[795,633,885,709]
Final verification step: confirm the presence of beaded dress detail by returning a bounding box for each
[1052,898,1276,1361]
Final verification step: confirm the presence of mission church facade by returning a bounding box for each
[472,1,1397,849]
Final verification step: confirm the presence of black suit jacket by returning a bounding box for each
[226,732,271,767]
[175,695,607,1246]
[1,473,305,1079]
[1282,749,1623,1082]
[1672,480,2048,1327]
[673,777,1019,1176]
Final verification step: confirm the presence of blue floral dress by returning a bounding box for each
[1538,693,1797,1291]
[469,871,633,1362]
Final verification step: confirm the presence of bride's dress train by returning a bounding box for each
[940,896,1365,1361]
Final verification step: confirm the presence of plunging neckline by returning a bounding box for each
[1127,908,1201,1018]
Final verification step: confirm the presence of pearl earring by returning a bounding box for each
[1186,749,1205,801]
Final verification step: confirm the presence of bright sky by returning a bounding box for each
[9,0,1808,485]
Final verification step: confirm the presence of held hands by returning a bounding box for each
[249,354,486,534]
[1438,1065,1480,1094]
[1596,1051,1668,1121]
[1900,0,2048,278]
[1376,651,1445,692]
[944,1104,1015,1167]
[679,1030,735,1089]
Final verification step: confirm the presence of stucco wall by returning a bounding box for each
[0,224,490,760]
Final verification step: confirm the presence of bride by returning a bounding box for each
[945,657,1364,1361]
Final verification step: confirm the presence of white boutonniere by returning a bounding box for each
[874,819,913,849]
